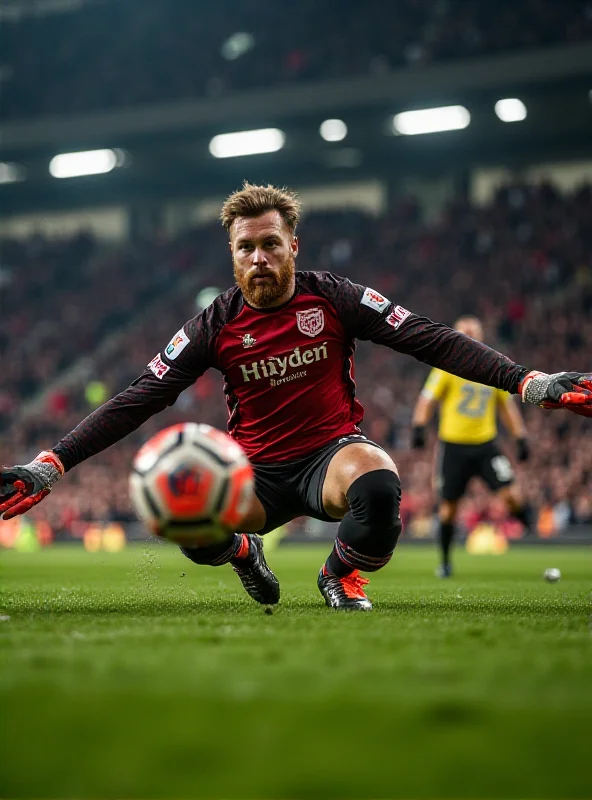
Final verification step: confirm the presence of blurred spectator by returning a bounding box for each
[1,0,591,120]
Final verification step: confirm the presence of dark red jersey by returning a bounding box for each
[53,271,527,470]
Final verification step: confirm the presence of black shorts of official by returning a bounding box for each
[252,434,384,534]
[436,439,515,503]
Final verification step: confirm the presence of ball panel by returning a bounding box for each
[129,472,158,526]
[218,462,254,529]
[133,424,185,475]
[194,424,246,464]
[155,464,215,519]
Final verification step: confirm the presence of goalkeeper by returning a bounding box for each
[1,184,592,611]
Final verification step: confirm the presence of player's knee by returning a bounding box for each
[439,501,457,523]
[347,469,402,529]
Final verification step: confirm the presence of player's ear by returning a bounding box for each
[291,236,299,258]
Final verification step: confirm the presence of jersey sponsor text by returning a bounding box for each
[239,342,328,383]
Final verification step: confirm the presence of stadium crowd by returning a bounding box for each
[1,179,592,539]
[1,0,591,120]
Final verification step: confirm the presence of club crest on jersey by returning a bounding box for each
[296,308,325,338]
[242,334,257,348]
[361,287,389,313]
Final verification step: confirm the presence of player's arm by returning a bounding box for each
[0,314,216,520]
[312,271,592,414]
[497,395,529,462]
[410,371,444,449]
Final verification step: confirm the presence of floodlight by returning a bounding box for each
[221,32,254,60]
[209,129,285,158]
[392,105,470,135]
[0,162,25,184]
[494,98,527,122]
[49,149,123,178]
[319,119,348,142]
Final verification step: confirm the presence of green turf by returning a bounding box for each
[1,543,591,799]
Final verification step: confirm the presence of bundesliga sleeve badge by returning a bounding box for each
[360,287,390,313]
[165,328,190,360]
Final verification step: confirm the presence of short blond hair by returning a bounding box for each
[220,181,301,233]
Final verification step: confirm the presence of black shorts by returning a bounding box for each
[252,434,384,534]
[436,439,514,503]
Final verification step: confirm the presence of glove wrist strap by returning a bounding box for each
[36,450,65,476]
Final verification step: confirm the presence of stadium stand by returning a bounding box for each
[1,0,591,119]
[2,180,591,537]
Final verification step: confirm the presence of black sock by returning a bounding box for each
[180,533,241,566]
[439,521,455,566]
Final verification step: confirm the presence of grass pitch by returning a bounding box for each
[1,543,591,799]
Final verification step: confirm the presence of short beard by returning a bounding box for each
[234,254,295,308]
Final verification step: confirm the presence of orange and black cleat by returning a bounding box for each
[231,534,280,605]
[317,566,372,611]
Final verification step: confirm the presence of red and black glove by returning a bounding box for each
[519,372,592,417]
[0,451,64,520]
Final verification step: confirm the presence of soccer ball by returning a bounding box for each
[129,423,254,546]
[543,568,561,583]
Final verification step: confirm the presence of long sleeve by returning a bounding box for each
[52,304,226,471]
[307,270,528,394]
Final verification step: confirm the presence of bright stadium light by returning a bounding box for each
[319,119,348,142]
[221,32,255,60]
[0,162,26,184]
[209,129,285,159]
[392,105,471,136]
[49,149,123,179]
[494,98,527,122]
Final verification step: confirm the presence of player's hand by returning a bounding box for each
[411,426,426,449]
[516,438,529,462]
[519,371,592,417]
[0,451,64,520]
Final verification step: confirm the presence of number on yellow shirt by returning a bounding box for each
[457,384,491,418]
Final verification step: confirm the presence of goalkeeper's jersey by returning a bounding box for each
[421,368,513,445]
[53,271,527,470]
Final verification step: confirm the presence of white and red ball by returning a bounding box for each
[129,423,253,546]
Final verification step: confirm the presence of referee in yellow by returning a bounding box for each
[411,316,530,577]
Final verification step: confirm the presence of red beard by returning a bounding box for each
[234,254,295,307]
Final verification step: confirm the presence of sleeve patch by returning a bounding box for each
[386,305,411,330]
[164,328,190,360]
[148,354,170,379]
[360,287,390,313]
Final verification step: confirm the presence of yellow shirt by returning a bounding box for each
[421,369,512,445]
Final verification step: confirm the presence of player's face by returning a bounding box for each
[456,319,484,341]
[230,210,298,308]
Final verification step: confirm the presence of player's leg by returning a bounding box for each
[437,499,459,578]
[496,485,532,533]
[477,444,532,533]
[318,442,402,610]
[436,443,471,577]
[179,473,281,605]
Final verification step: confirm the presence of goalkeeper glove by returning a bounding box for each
[0,451,64,520]
[516,438,529,463]
[411,426,426,449]
[519,371,592,417]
